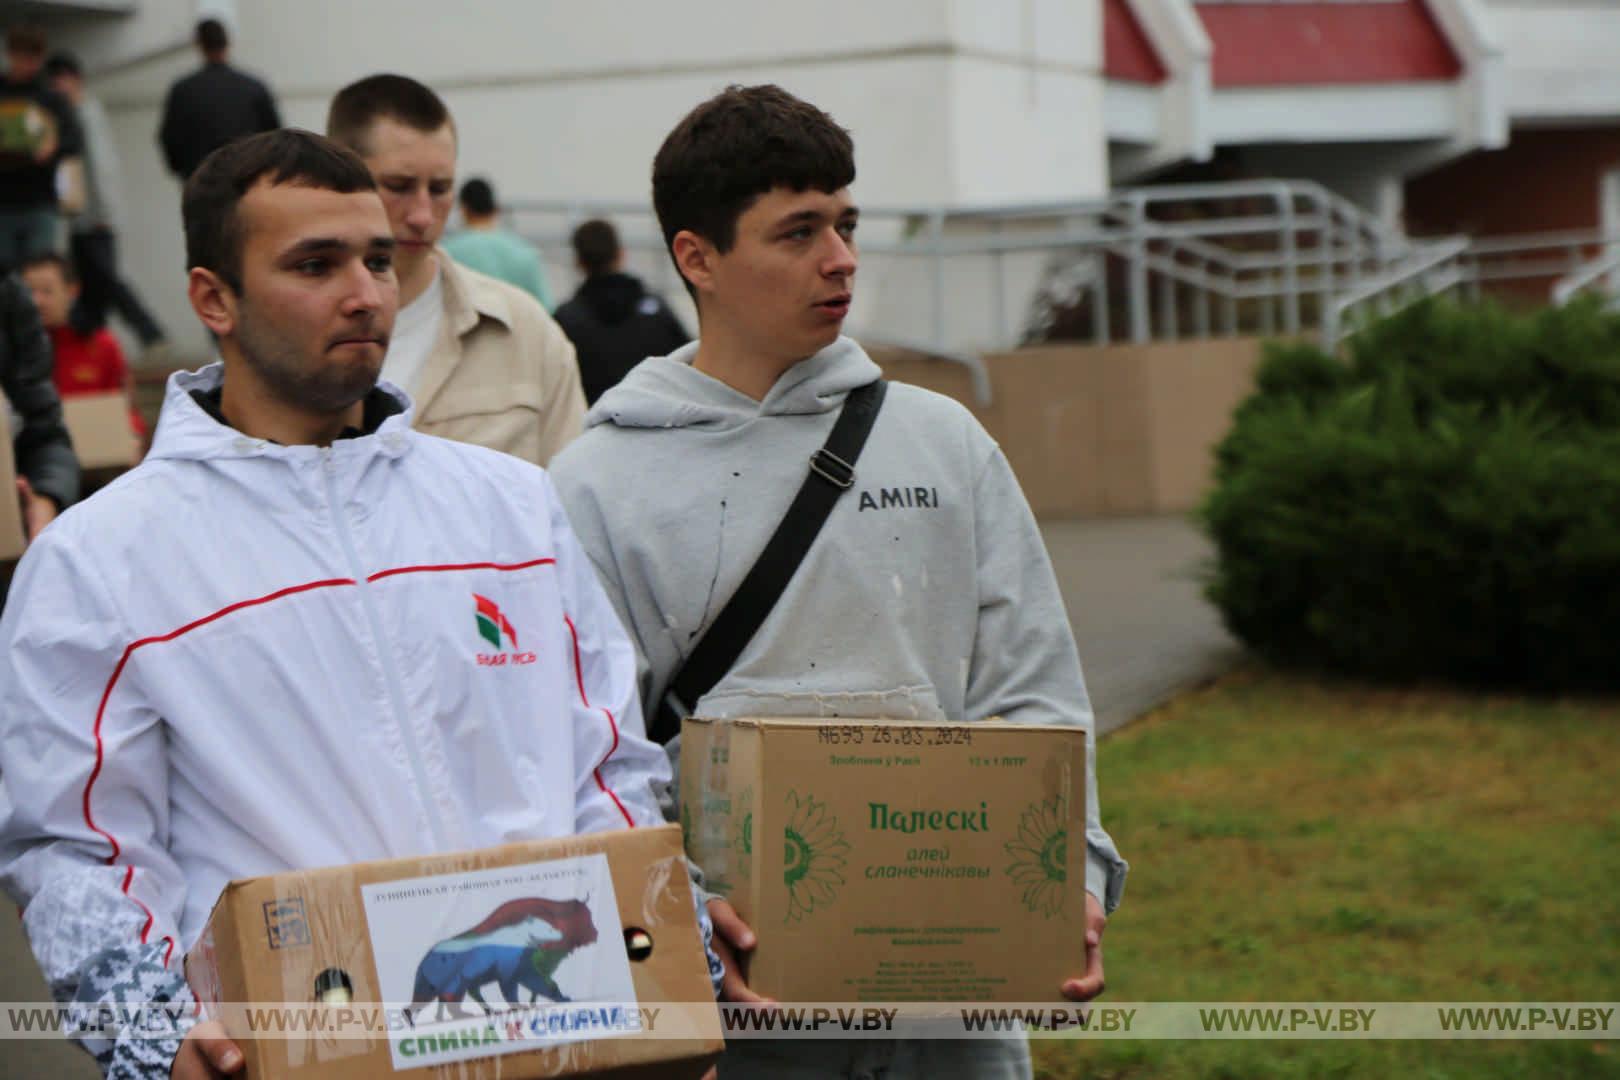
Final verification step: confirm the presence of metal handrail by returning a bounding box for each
[1450,228,1620,306]
[1324,237,1470,347]
[1463,229,1620,257]
[1552,250,1620,305]
[506,189,1620,367]
[503,178,1431,359]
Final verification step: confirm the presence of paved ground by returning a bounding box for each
[0,514,1240,1078]
[1043,515,1246,735]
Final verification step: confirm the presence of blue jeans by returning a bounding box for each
[0,207,60,272]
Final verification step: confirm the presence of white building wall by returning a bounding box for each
[945,0,1105,203]
[1484,0,1620,123]
[1208,85,1460,146]
[51,0,1105,355]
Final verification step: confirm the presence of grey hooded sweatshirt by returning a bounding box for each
[550,337,1126,911]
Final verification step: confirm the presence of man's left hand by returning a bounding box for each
[16,478,58,540]
[1060,892,1107,1002]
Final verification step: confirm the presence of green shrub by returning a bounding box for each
[1202,298,1620,691]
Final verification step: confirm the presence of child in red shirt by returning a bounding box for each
[20,252,146,437]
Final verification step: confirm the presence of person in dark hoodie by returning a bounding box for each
[553,218,689,404]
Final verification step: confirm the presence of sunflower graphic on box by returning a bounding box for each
[782,790,849,923]
[1005,795,1068,918]
[733,787,754,882]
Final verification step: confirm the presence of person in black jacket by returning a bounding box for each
[2,271,78,540]
[157,18,280,181]
[554,218,690,405]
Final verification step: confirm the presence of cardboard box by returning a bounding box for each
[185,825,723,1079]
[681,717,1089,1003]
[61,392,139,470]
[1,394,28,562]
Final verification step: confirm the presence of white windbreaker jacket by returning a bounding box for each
[0,365,672,1076]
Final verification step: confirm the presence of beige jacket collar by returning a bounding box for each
[410,250,518,419]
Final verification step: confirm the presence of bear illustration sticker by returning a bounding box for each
[362,853,640,1069]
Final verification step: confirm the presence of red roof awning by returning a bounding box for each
[1195,1,1461,87]
[1105,0,1169,85]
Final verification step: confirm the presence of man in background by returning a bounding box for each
[442,176,554,310]
[44,52,169,356]
[327,75,583,465]
[0,24,80,270]
[157,18,280,182]
[554,218,689,405]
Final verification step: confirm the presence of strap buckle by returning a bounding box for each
[809,448,856,490]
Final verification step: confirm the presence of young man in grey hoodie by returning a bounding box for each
[549,84,1126,1079]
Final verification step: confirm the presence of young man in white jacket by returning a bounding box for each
[550,85,1127,1079]
[0,130,693,1079]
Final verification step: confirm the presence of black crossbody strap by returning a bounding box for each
[652,379,888,744]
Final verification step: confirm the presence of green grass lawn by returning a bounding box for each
[1035,668,1620,1079]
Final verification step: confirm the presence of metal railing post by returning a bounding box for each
[1094,250,1111,346]
[1349,222,1364,299]
[991,219,1008,350]
[1129,196,1150,343]
[1317,208,1334,331]
[930,209,947,353]
[1323,299,1341,351]
[1276,184,1300,335]
[1196,258,1212,337]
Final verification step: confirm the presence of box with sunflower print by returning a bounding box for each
[679,717,1087,1003]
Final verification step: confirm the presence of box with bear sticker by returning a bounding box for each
[184,824,722,1078]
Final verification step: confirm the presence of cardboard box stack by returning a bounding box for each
[186,825,722,1079]
[681,717,1089,1003]
[61,392,139,470]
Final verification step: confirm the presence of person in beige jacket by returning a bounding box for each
[327,74,584,465]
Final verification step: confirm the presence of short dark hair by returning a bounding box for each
[459,177,495,216]
[43,51,80,80]
[652,84,854,261]
[327,74,453,156]
[195,18,228,54]
[572,219,620,277]
[5,25,47,57]
[20,251,75,286]
[183,129,376,295]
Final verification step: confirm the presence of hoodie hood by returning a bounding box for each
[576,271,647,326]
[145,362,417,464]
[585,336,883,432]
